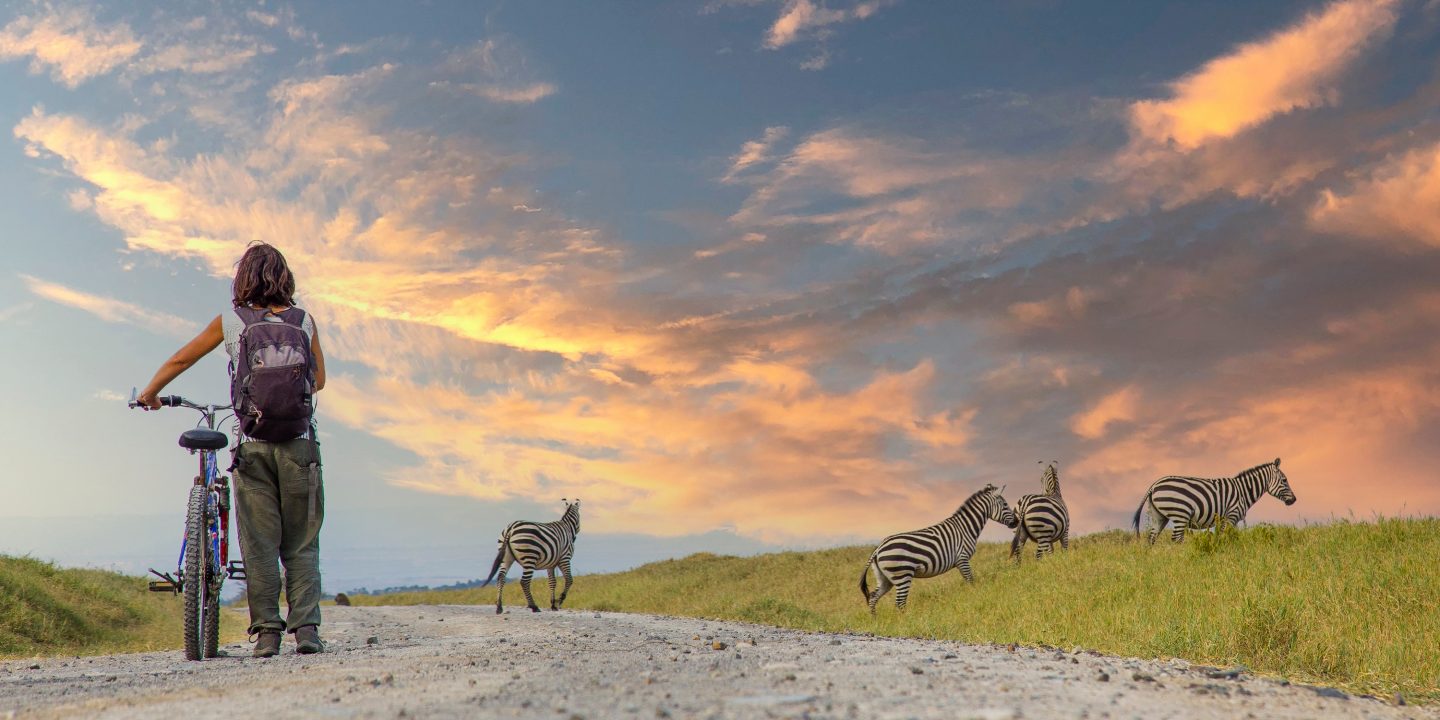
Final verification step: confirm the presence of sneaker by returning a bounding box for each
[294,625,325,654]
[252,631,281,658]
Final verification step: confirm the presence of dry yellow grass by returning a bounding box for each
[353,518,1440,702]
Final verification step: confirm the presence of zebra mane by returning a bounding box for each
[954,484,998,515]
[1234,462,1275,480]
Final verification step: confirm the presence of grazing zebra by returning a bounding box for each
[860,484,1018,614]
[482,500,581,614]
[1132,458,1295,544]
[1011,461,1070,562]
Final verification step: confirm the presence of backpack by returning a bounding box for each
[230,306,315,442]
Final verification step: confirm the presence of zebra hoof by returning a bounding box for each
[495,606,503,615]
[529,606,541,613]
[549,604,558,611]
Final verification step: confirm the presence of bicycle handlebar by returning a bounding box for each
[127,388,231,412]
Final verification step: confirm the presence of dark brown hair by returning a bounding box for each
[232,243,296,308]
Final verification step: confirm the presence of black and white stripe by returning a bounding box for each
[1011,462,1070,562]
[860,484,1018,614]
[1132,458,1296,544]
[483,500,581,613]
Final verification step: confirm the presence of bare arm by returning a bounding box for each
[137,316,224,410]
[312,324,326,391]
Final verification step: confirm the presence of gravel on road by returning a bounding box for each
[0,605,1431,719]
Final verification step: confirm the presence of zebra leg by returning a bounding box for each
[494,559,512,615]
[866,568,892,616]
[1170,520,1188,543]
[519,566,541,612]
[892,573,915,611]
[1143,506,1166,546]
[547,568,558,610]
[1010,529,1026,564]
[958,557,974,583]
[1036,540,1052,560]
[557,558,574,608]
[1060,530,1070,550]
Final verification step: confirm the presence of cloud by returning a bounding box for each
[764,0,892,49]
[1129,0,1400,150]
[723,126,789,182]
[1070,385,1140,439]
[20,275,198,336]
[0,302,33,322]
[0,5,281,86]
[434,81,557,104]
[727,126,1040,250]
[438,39,557,104]
[1310,139,1440,249]
[0,7,142,87]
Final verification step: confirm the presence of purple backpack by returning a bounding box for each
[230,307,315,442]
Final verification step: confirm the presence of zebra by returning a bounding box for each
[1132,458,1295,544]
[482,499,581,614]
[860,484,1018,614]
[1011,461,1070,562]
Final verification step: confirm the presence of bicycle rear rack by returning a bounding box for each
[226,560,247,580]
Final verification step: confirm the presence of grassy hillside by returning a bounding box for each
[0,556,245,658]
[352,518,1440,702]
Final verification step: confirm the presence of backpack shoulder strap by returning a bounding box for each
[233,305,267,327]
[275,307,307,327]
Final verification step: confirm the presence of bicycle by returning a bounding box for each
[128,389,247,661]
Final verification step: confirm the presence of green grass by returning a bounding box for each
[0,556,245,658]
[351,518,1440,702]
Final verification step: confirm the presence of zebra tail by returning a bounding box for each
[481,539,506,587]
[859,554,873,600]
[1131,493,1147,537]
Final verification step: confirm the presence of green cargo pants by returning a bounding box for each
[234,438,324,634]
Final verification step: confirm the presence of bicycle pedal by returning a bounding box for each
[226,561,247,580]
[148,581,178,593]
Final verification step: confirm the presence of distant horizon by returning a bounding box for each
[2,507,1416,598]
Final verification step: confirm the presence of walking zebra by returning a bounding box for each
[1132,458,1295,544]
[860,484,1017,614]
[482,499,581,614]
[1011,461,1070,562]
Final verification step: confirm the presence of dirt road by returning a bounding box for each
[0,605,1431,719]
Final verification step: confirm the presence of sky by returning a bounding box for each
[1,0,1438,592]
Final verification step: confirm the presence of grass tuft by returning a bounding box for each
[0,556,245,658]
[351,518,1440,702]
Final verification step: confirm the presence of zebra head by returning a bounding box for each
[986,484,1019,528]
[559,498,583,533]
[1040,461,1060,495]
[1267,458,1296,506]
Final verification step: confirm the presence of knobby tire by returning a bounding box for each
[183,484,207,661]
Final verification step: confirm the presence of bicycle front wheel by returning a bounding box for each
[183,484,207,661]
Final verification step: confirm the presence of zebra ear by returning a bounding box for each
[1274,457,1281,467]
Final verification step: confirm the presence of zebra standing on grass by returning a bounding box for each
[1011,461,1070,562]
[1132,458,1296,544]
[482,499,581,614]
[860,484,1018,614]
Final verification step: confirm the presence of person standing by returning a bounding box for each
[137,242,327,658]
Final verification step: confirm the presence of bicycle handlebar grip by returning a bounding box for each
[161,395,184,407]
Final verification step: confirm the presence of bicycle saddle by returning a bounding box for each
[178,429,229,451]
